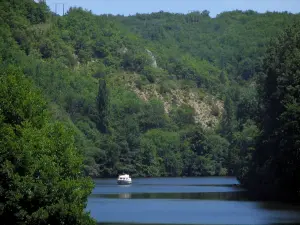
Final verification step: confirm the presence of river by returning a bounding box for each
[87,177,300,225]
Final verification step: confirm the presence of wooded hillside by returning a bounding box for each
[1,0,300,203]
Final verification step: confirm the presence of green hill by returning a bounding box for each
[1,0,299,179]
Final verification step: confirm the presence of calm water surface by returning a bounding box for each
[87,177,300,225]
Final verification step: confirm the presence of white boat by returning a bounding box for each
[117,174,132,185]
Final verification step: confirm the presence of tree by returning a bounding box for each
[96,78,109,133]
[202,134,229,175]
[3,0,300,183]
[232,120,259,178]
[170,104,195,128]
[241,22,300,201]
[220,96,235,140]
[0,71,95,225]
[236,85,259,123]
[139,99,166,132]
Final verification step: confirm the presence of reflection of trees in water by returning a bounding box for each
[119,193,132,199]
[258,202,300,212]
[114,191,249,201]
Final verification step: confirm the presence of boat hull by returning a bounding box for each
[117,180,132,185]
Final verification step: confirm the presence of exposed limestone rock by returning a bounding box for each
[118,47,128,54]
[145,49,158,68]
[126,76,223,129]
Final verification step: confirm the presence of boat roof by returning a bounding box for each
[118,174,130,178]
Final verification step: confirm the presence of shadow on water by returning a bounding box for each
[91,191,249,201]
[93,177,240,186]
[258,201,300,211]
[91,184,244,195]
[89,177,300,225]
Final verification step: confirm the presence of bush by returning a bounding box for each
[206,95,214,105]
[133,79,141,90]
[146,73,156,83]
[211,103,220,116]
[180,79,197,90]
[158,80,178,95]
[170,104,195,127]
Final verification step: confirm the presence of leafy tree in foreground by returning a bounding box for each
[240,22,300,201]
[0,70,95,225]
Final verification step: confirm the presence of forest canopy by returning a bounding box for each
[1,4,300,221]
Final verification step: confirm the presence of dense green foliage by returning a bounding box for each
[0,1,95,224]
[0,69,95,224]
[116,10,296,82]
[1,0,300,206]
[239,22,300,202]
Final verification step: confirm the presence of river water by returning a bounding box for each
[87,177,300,225]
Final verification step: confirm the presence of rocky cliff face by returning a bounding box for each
[123,74,224,129]
[145,49,158,68]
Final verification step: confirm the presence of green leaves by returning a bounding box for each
[0,71,95,224]
[3,0,300,205]
[140,129,182,176]
[0,70,47,127]
[170,104,195,128]
[121,48,153,73]
[240,21,300,201]
[96,78,109,133]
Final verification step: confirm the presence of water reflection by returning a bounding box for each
[88,198,300,225]
[93,177,240,186]
[118,193,131,199]
[258,201,300,211]
[88,177,300,225]
[92,185,241,194]
[92,191,248,201]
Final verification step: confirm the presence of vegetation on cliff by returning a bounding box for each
[1,5,300,222]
